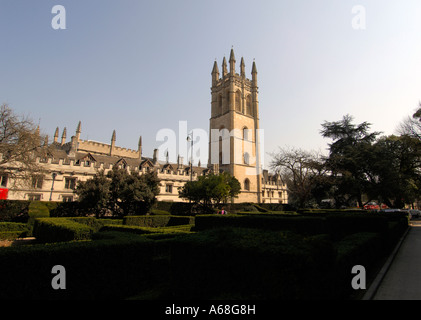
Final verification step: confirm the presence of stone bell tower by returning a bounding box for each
[208,48,262,203]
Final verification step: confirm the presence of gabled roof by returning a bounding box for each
[140,158,154,168]
[162,163,174,171]
[76,153,97,162]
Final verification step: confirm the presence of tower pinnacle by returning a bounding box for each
[229,48,236,75]
[212,60,219,84]
[222,56,228,77]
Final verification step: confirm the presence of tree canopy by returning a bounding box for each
[272,113,421,209]
[75,167,160,218]
[0,104,48,186]
[178,172,241,212]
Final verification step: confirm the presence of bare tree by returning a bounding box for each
[0,104,48,188]
[397,102,421,140]
[270,146,327,208]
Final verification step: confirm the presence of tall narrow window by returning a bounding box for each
[244,178,250,191]
[65,177,77,190]
[32,176,43,189]
[165,184,173,193]
[235,90,241,112]
[246,95,252,115]
[218,94,223,115]
[243,127,249,141]
[226,91,230,110]
[0,174,8,187]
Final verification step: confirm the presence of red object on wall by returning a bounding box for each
[0,188,8,200]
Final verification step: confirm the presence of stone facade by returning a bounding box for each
[1,50,288,204]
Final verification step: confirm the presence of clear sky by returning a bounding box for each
[1,0,421,169]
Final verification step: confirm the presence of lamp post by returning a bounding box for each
[49,172,57,201]
[187,132,193,182]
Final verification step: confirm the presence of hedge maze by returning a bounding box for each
[0,200,409,300]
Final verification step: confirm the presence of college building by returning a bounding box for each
[0,49,288,204]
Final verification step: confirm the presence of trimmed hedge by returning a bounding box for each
[0,216,409,299]
[33,218,94,243]
[169,227,337,299]
[101,224,193,236]
[0,200,30,222]
[194,214,326,235]
[333,232,385,298]
[195,212,408,240]
[32,217,124,243]
[0,231,168,299]
[0,222,30,240]
[123,215,194,228]
[28,201,50,219]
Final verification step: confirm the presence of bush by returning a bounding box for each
[100,224,193,236]
[150,209,170,215]
[0,231,165,299]
[123,215,194,228]
[49,202,89,217]
[195,211,406,241]
[28,201,50,219]
[0,222,30,240]
[33,218,94,243]
[333,232,385,298]
[0,200,30,222]
[325,213,389,240]
[169,227,336,299]
[168,202,194,216]
[194,214,326,235]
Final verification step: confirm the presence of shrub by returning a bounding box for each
[333,232,384,297]
[169,227,336,299]
[194,214,326,235]
[0,231,165,299]
[0,222,29,232]
[325,213,389,240]
[168,202,194,216]
[0,200,30,222]
[100,224,193,236]
[33,218,94,243]
[123,215,194,228]
[150,209,170,215]
[49,201,88,217]
[0,222,30,240]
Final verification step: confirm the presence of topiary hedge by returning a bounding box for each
[123,215,194,228]
[195,212,408,240]
[194,214,326,235]
[169,227,337,299]
[0,231,166,299]
[0,222,30,240]
[33,218,94,243]
[0,200,31,222]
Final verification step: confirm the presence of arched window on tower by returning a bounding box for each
[243,127,249,141]
[246,95,252,116]
[235,90,241,112]
[244,178,250,191]
[218,94,223,115]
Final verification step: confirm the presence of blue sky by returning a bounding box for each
[1,0,421,168]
